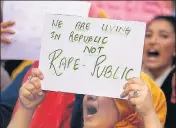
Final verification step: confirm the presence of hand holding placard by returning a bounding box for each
[2,1,91,60]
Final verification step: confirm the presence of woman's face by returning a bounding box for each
[83,95,119,128]
[143,19,175,71]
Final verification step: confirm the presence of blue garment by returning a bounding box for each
[70,94,84,128]
[0,65,32,128]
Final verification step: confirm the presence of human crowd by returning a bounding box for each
[0,2,175,128]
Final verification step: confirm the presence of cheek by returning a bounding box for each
[161,43,175,57]
[143,41,148,50]
[143,42,149,55]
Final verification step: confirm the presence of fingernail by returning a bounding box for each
[8,40,12,43]
[38,91,43,96]
[40,74,44,79]
[10,21,15,23]
[120,93,123,98]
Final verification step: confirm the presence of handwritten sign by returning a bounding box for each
[39,14,146,98]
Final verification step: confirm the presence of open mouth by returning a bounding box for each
[87,106,97,115]
[147,50,160,57]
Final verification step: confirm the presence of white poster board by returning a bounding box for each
[39,14,146,98]
[1,1,91,60]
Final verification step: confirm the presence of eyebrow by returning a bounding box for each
[146,29,173,34]
[159,30,172,34]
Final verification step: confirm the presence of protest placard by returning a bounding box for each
[1,1,91,60]
[39,14,146,98]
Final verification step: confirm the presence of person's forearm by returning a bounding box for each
[8,105,35,128]
[143,110,162,128]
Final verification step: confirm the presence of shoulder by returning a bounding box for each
[140,72,160,91]
[164,67,175,83]
[140,72,165,99]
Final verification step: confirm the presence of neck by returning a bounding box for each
[148,66,171,80]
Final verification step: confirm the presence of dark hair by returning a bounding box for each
[151,15,176,33]
[0,7,2,22]
[148,15,176,66]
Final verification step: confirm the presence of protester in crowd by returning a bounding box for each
[0,20,33,126]
[11,62,75,128]
[1,20,15,91]
[10,10,167,128]
[1,19,33,90]
[142,15,176,128]
[8,68,166,128]
[0,64,32,128]
[9,8,101,128]
[1,20,25,77]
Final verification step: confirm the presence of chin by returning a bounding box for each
[144,62,162,70]
[84,121,113,128]
[83,122,99,128]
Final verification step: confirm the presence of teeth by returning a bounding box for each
[149,49,157,52]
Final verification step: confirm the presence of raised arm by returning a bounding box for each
[120,77,163,128]
[8,68,45,128]
[143,110,162,128]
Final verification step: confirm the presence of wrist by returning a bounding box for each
[142,109,162,128]
[143,109,158,121]
[19,104,36,113]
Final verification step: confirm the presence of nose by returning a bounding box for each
[147,35,158,45]
[87,95,97,101]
